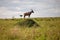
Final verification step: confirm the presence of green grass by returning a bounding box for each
[0,17,60,40]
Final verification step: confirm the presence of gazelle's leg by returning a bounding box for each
[29,15,30,18]
[24,15,25,19]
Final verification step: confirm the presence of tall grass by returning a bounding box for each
[0,17,60,40]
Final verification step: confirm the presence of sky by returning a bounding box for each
[0,0,60,18]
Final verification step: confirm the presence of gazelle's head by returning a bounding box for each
[31,9,34,13]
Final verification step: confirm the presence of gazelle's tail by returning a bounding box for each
[20,15,23,17]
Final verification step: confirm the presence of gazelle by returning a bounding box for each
[24,9,34,18]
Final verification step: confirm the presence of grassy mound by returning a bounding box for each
[18,19,39,27]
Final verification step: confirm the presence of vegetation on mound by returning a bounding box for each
[17,19,39,27]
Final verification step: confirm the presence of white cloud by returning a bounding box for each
[0,7,18,18]
[0,0,60,18]
[11,0,20,3]
[15,7,21,11]
[47,8,60,13]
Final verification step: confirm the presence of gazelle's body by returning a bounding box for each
[24,10,34,18]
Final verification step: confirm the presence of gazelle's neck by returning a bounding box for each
[30,11,33,13]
